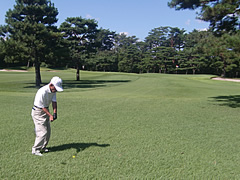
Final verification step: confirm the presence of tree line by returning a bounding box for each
[0,0,240,87]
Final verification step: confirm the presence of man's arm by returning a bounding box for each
[42,108,54,122]
[52,101,57,120]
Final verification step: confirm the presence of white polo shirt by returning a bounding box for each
[34,84,57,108]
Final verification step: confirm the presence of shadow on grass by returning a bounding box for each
[24,80,131,89]
[48,142,110,153]
[63,80,130,89]
[209,95,240,108]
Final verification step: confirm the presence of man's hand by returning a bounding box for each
[42,107,55,122]
[50,115,54,122]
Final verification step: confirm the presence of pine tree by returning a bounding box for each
[2,0,58,87]
[59,17,99,81]
[168,0,240,34]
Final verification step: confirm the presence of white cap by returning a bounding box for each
[50,76,63,92]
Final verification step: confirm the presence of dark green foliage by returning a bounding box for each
[95,28,116,51]
[92,28,117,72]
[168,0,240,34]
[0,40,6,68]
[59,17,99,80]
[1,0,59,87]
[115,34,142,73]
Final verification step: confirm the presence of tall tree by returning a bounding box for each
[1,0,58,87]
[200,33,240,77]
[44,32,70,68]
[59,17,99,81]
[145,27,170,49]
[95,28,116,51]
[0,39,6,68]
[168,0,240,34]
[168,27,186,50]
[178,30,211,74]
[152,46,176,73]
[93,29,117,71]
[115,34,141,73]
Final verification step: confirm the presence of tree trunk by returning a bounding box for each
[76,64,80,81]
[27,61,30,68]
[220,55,226,77]
[35,62,42,88]
[159,67,162,73]
[221,69,226,77]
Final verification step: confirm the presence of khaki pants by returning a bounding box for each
[31,107,51,152]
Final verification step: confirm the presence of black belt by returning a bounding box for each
[34,105,49,109]
[34,105,42,109]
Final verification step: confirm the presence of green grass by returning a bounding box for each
[1,70,240,179]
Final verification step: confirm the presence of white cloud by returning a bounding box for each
[198,28,208,31]
[86,14,92,19]
[85,14,100,21]
[185,19,191,26]
[119,32,129,36]
[196,19,205,24]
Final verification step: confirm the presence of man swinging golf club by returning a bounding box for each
[31,76,63,156]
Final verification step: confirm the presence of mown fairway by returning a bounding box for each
[1,69,240,179]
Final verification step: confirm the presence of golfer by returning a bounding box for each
[31,76,63,156]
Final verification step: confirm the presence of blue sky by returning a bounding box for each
[0,0,209,41]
